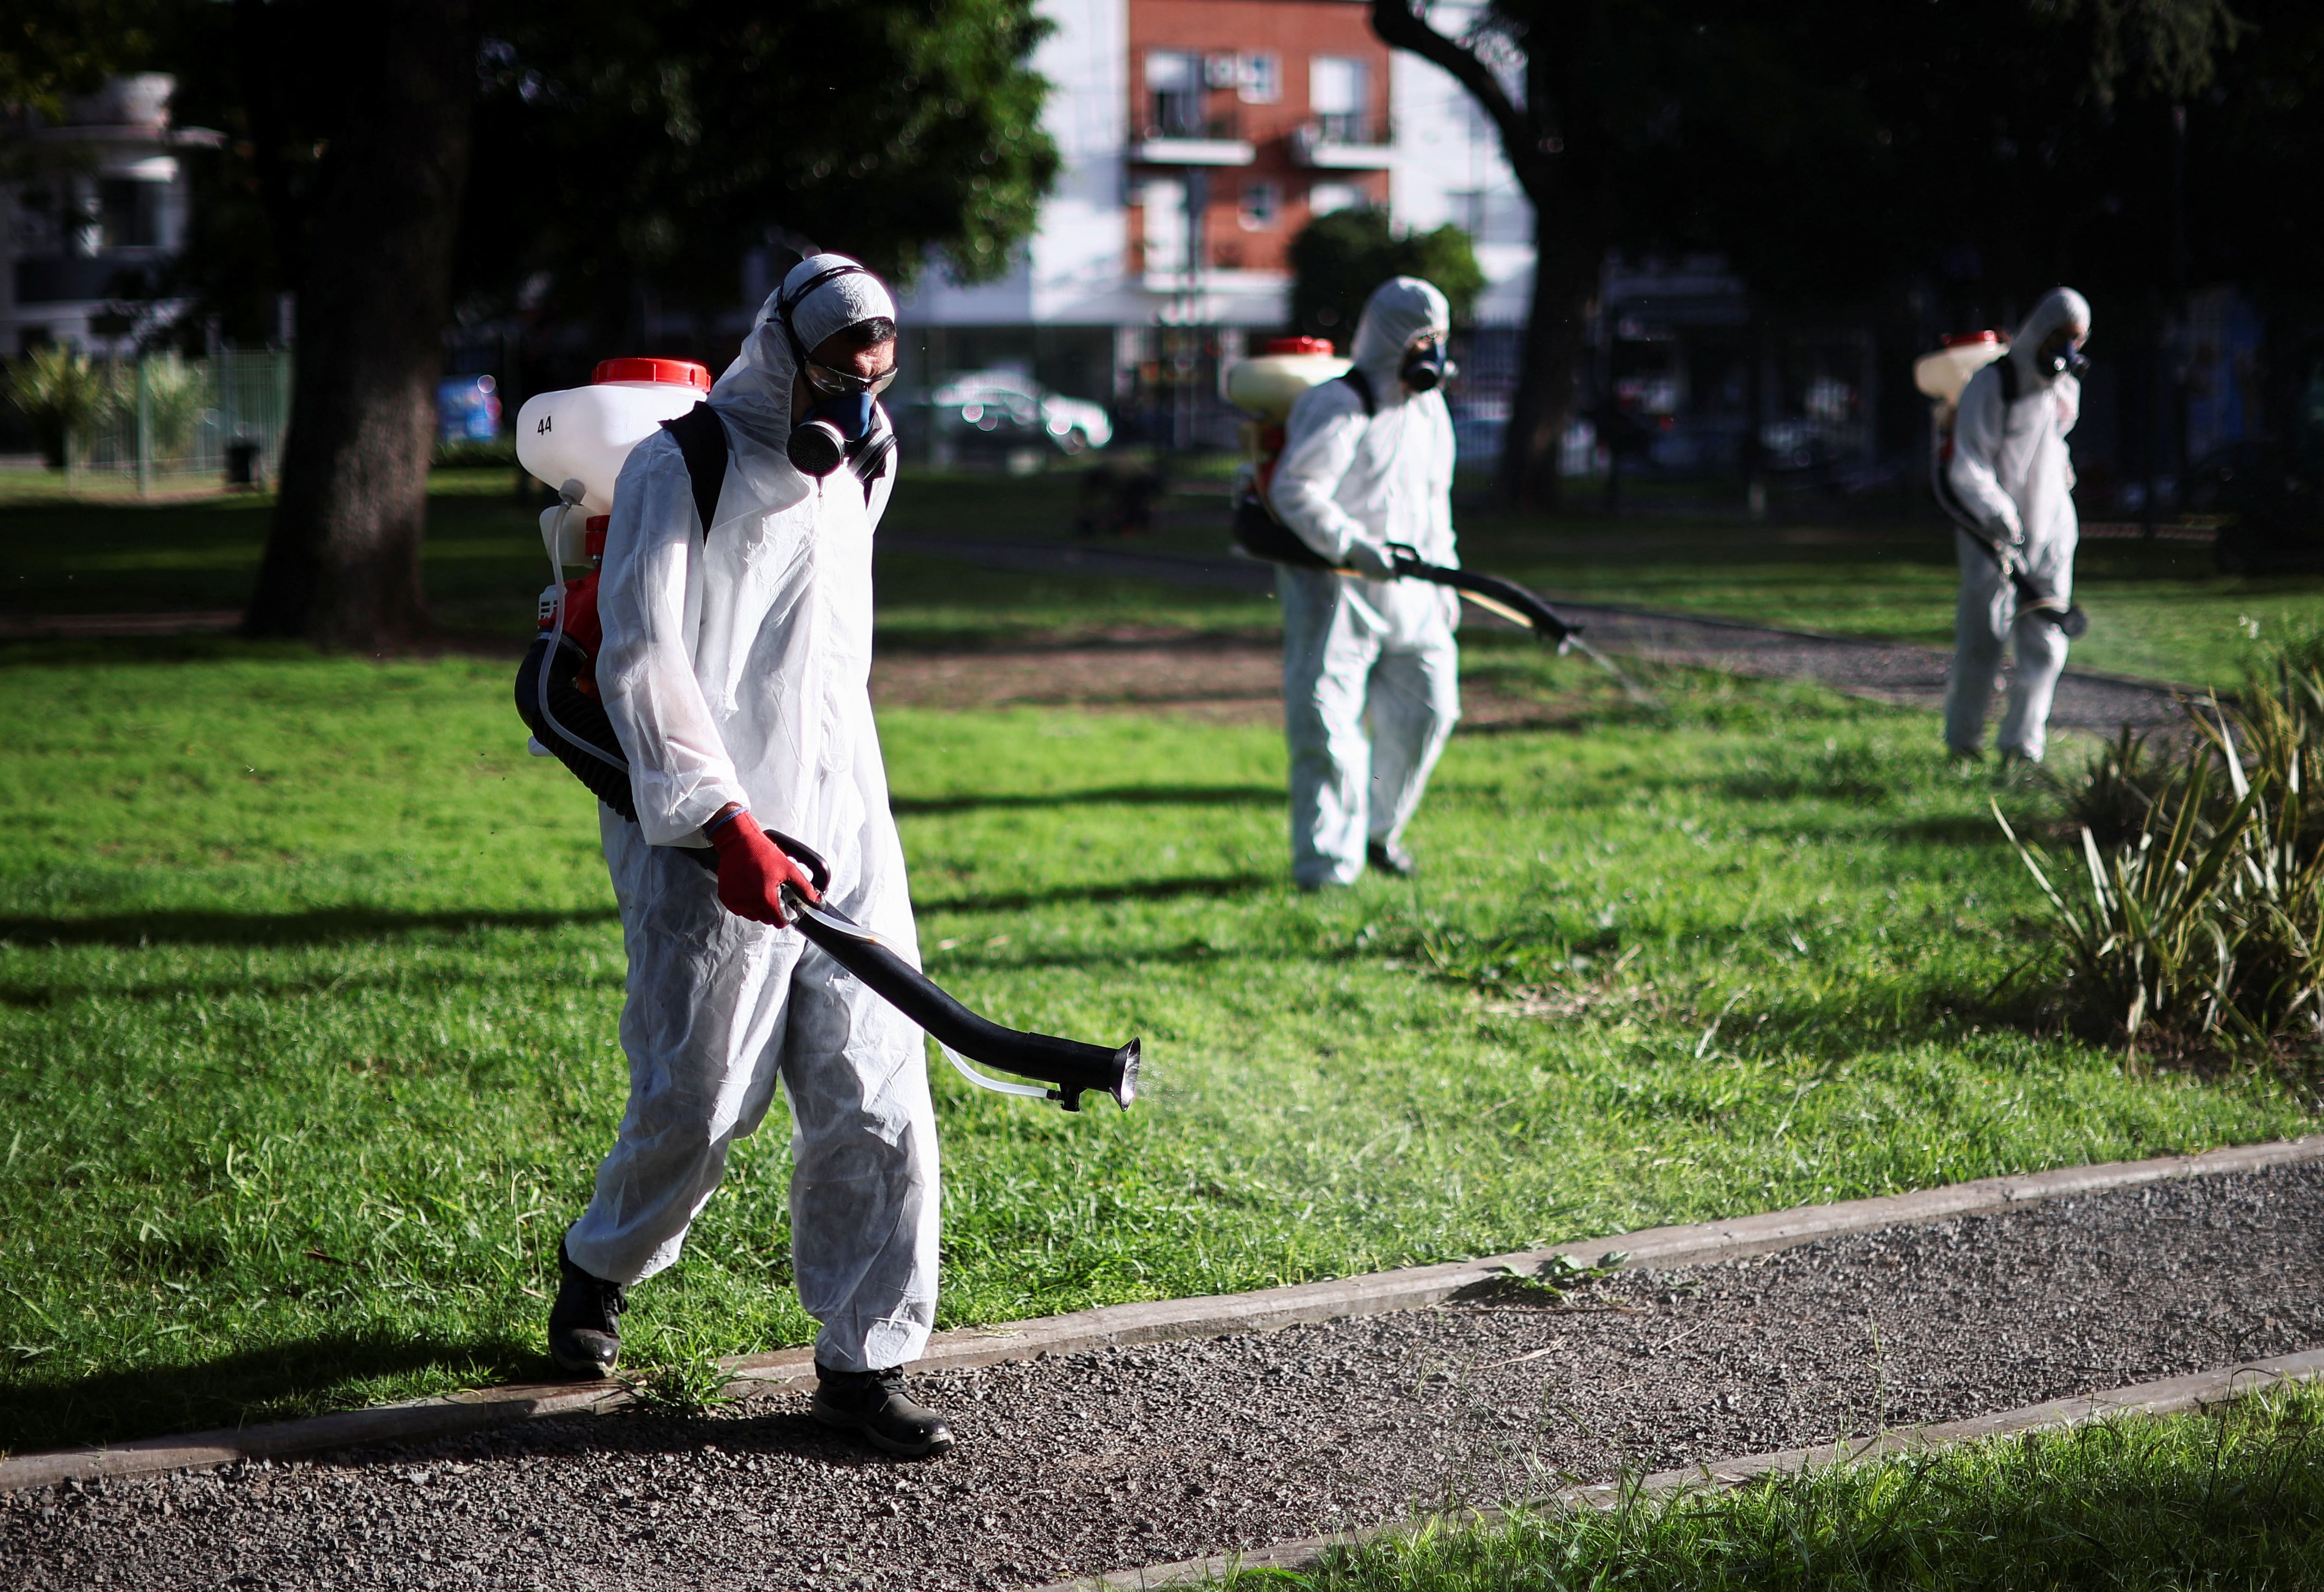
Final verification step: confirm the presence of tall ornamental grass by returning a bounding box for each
[4,344,120,467]
[2000,648,2324,1057]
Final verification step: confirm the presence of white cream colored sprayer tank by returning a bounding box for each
[1224,347,1352,423]
[515,357,712,516]
[1913,332,2008,414]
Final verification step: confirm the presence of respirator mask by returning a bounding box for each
[2036,330,2090,383]
[773,262,898,477]
[1400,335,1452,393]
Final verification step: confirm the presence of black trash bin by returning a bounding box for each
[225,438,261,488]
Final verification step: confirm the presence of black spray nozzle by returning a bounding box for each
[767,832,1138,1111]
[1386,543,1576,646]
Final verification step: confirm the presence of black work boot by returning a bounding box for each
[1367,838,1418,878]
[813,1363,956,1458]
[547,1239,626,1377]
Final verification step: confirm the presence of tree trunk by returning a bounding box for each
[243,3,477,647]
[1496,224,1597,510]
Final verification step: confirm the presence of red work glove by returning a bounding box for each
[706,809,820,925]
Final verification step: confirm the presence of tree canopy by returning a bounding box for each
[159,0,1059,353]
[1287,209,1484,349]
[1368,0,2312,504]
[14,0,1061,644]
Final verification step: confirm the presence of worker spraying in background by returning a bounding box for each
[1940,286,2093,766]
[1266,277,1461,887]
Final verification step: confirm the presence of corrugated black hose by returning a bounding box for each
[513,641,1138,1110]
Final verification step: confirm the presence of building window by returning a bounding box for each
[1239,182,1279,231]
[1307,181,1367,218]
[1145,51,1207,139]
[1309,57,1370,143]
[99,178,167,249]
[1137,178,1190,275]
[1238,53,1281,105]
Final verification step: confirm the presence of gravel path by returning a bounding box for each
[877,534,2191,731]
[11,1163,2321,1592]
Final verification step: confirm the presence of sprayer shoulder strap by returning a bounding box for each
[660,402,729,540]
[1997,357,2021,405]
[1339,367,1377,417]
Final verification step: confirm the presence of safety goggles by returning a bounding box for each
[803,358,899,399]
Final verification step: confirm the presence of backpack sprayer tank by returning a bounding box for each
[1915,330,2007,428]
[516,357,713,516]
[1224,336,1350,506]
[1917,330,2009,489]
[514,358,713,711]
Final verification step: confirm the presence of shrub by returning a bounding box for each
[1287,208,1484,346]
[2002,656,2324,1057]
[133,352,211,458]
[3,345,123,468]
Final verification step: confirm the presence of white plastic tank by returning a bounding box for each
[515,357,713,515]
[1914,332,2008,412]
[1224,336,1352,423]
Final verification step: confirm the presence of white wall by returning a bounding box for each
[1389,1,1534,325]
[902,0,1143,326]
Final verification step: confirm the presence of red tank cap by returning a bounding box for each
[1941,331,2007,348]
[592,357,713,389]
[584,515,609,558]
[1264,336,1337,356]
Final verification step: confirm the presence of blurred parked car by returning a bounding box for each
[924,370,1112,464]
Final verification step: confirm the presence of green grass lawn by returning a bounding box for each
[1,626,2312,1455]
[2,475,2318,1457]
[1224,1385,2324,1591]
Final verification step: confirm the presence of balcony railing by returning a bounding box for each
[1144,96,1240,142]
[1293,116,1394,168]
[1133,102,1255,165]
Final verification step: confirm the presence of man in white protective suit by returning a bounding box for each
[1942,286,2093,765]
[546,255,955,1458]
[1266,277,1461,888]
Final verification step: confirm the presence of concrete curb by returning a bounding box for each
[1031,1347,2324,1590]
[5,1135,2317,1493]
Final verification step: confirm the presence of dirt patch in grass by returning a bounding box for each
[870,630,1588,730]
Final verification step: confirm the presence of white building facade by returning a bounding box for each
[0,75,219,357]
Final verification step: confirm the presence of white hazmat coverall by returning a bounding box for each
[562,255,939,1375]
[1266,277,1462,887]
[1943,286,2090,762]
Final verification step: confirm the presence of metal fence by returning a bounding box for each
[73,348,293,492]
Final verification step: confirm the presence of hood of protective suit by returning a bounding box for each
[2008,287,2092,388]
[1350,277,1451,386]
[709,252,898,502]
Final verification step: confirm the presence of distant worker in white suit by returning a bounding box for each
[1941,286,2092,764]
[1266,277,1461,887]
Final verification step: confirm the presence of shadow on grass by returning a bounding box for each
[0,906,620,948]
[891,784,1281,816]
[0,1328,542,1457]
[915,871,1277,914]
